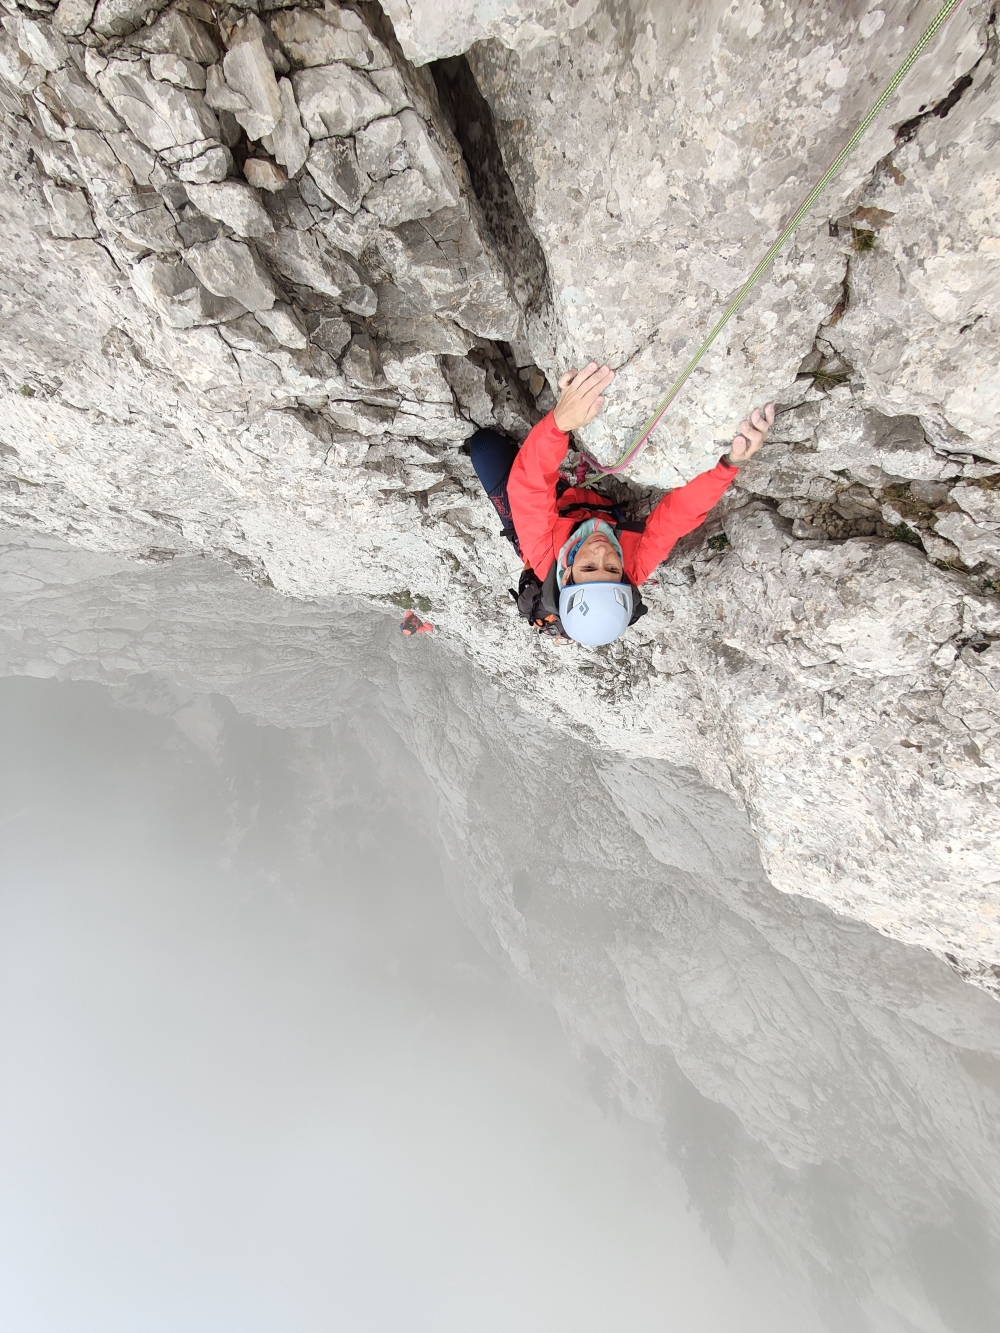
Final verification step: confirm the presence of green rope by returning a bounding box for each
[585,0,967,475]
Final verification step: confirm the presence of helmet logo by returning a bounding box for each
[558,583,632,647]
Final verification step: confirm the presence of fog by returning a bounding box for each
[0,675,812,1333]
[3,528,1000,1333]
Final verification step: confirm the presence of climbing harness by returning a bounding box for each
[508,482,649,640]
[581,0,967,477]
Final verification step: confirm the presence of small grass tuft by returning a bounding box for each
[19,384,35,397]
[889,523,923,547]
[389,589,413,609]
[414,594,432,614]
[851,227,877,253]
[707,533,731,552]
[809,368,852,389]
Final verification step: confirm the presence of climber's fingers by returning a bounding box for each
[730,402,775,460]
[558,368,579,389]
[553,363,616,432]
[570,362,613,398]
[583,394,606,425]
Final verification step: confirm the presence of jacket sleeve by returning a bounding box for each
[629,457,737,584]
[506,411,570,577]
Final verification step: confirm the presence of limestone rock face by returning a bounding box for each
[133,9,218,65]
[261,76,309,177]
[305,136,368,211]
[292,62,391,138]
[175,143,231,184]
[184,236,276,311]
[148,52,206,91]
[91,0,168,40]
[183,179,273,237]
[131,253,246,326]
[53,0,97,40]
[356,113,404,178]
[0,0,998,989]
[270,6,377,70]
[460,0,991,483]
[222,14,282,141]
[379,0,603,65]
[97,57,220,150]
[41,179,98,236]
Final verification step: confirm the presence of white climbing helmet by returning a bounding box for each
[559,583,633,646]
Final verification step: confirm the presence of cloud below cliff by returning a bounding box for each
[0,675,814,1333]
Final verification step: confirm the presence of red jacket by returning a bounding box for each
[506,412,738,585]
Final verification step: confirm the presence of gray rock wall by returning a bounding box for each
[0,0,997,986]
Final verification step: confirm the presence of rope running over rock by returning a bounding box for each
[581,0,968,477]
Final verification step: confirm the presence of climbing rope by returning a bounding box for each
[581,0,967,477]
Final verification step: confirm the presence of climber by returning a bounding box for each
[400,609,434,635]
[469,363,774,646]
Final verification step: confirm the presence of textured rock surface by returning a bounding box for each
[461,0,992,477]
[0,0,998,986]
[3,528,1000,1331]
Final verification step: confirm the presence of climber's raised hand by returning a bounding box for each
[728,403,775,464]
[553,362,615,433]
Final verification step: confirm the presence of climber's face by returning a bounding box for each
[569,530,624,583]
